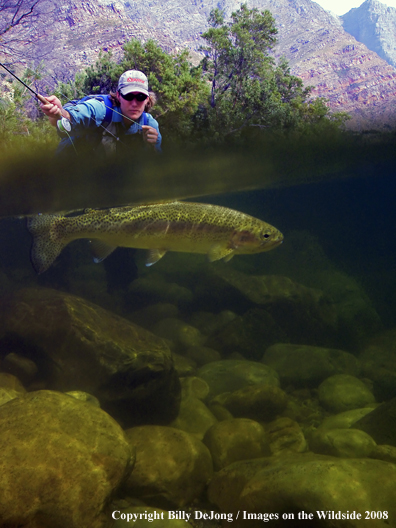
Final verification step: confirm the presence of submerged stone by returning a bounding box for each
[318,374,376,413]
[310,428,377,458]
[214,384,288,422]
[197,360,279,400]
[262,343,360,388]
[124,425,213,508]
[354,397,396,447]
[203,418,270,470]
[265,417,308,455]
[0,390,133,528]
[203,270,339,358]
[208,454,396,527]
[0,287,180,427]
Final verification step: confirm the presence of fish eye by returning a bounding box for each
[261,233,270,239]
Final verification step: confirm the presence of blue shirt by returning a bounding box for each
[66,98,162,152]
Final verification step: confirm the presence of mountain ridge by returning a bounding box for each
[2,0,396,130]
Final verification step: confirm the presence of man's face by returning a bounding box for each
[118,91,148,123]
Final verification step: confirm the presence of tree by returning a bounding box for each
[200,4,346,141]
[58,39,209,143]
[0,0,53,61]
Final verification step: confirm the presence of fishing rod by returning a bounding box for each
[0,62,51,105]
[0,61,144,152]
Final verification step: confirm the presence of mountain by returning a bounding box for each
[3,0,396,130]
[341,0,396,70]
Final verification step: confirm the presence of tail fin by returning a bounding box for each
[27,214,66,274]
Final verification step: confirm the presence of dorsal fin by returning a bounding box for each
[89,239,117,263]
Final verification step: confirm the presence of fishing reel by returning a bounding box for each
[57,116,72,135]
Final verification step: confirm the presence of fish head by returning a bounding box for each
[229,223,283,254]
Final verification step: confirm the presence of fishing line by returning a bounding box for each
[1,62,147,152]
[0,62,50,105]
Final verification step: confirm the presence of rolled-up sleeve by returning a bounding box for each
[65,99,107,129]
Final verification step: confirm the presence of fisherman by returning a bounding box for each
[40,70,162,155]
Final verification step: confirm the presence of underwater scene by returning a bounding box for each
[0,140,395,528]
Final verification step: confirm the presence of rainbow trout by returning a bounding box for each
[27,201,283,273]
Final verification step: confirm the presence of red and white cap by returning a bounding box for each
[118,70,149,96]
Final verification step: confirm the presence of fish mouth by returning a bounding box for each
[261,234,283,251]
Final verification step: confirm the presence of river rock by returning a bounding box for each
[202,269,338,358]
[152,317,206,350]
[208,454,396,527]
[197,360,279,400]
[124,425,213,508]
[354,397,396,446]
[318,374,376,413]
[265,417,308,455]
[0,287,180,427]
[319,407,375,430]
[359,329,396,400]
[214,384,288,422]
[262,343,360,388]
[203,418,270,470]
[170,392,218,439]
[310,428,377,458]
[0,390,133,528]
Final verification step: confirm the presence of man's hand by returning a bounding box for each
[40,95,69,127]
[141,125,159,146]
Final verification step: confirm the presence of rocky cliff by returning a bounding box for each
[4,0,396,130]
[342,0,396,70]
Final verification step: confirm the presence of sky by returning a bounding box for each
[313,0,396,15]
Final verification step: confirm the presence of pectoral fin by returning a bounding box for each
[90,239,117,263]
[208,245,234,262]
[146,249,167,267]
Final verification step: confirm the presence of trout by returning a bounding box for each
[27,201,283,274]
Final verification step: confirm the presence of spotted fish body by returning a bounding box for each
[27,201,283,274]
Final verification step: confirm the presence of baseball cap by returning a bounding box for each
[117,70,149,96]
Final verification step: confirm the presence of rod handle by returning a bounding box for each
[36,93,51,105]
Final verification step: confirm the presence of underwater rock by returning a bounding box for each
[262,343,360,388]
[265,417,308,456]
[152,317,206,350]
[170,391,218,440]
[208,454,396,527]
[180,376,210,400]
[0,390,133,528]
[199,269,338,357]
[184,345,222,367]
[354,397,396,447]
[197,360,279,400]
[0,387,24,407]
[1,352,38,385]
[127,302,180,329]
[316,270,383,351]
[0,372,26,406]
[65,390,101,407]
[319,407,375,430]
[0,287,180,427]
[171,352,197,376]
[318,374,376,413]
[359,329,396,400]
[206,308,287,360]
[0,371,26,392]
[309,428,377,458]
[370,445,396,465]
[214,384,288,422]
[188,309,237,336]
[127,276,194,309]
[124,425,213,508]
[203,418,270,470]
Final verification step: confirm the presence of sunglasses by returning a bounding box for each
[120,92,148,102]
